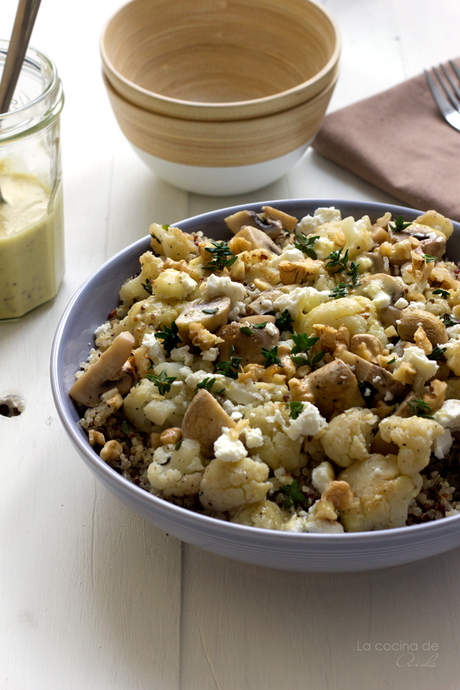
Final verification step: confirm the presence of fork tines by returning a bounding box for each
[424,60,460,132]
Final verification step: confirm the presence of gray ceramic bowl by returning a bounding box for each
[51,199,460,572]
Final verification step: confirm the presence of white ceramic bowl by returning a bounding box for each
[51,199,460,572]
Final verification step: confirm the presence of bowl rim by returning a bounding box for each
[51,197,460,555]
[100,0,342,122]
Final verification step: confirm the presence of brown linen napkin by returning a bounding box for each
[312,59,460,223]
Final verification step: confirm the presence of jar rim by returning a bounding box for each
[0,40,64,141]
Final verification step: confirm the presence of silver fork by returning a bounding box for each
[424,61,460,132]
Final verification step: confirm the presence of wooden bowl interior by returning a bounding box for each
[104,0,338,105]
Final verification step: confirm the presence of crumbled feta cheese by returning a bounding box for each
[297,207,341,233]
[204,274,246,305]
[434,429,453,460]
[394,297,409,309]
[434,399,460,430]
[311,461,335,493]
[143,332,166,363]
[228,300,246,320]
[284,402,327,441]
[201,347,219,362]
[242,426,264,449]
[213,427,248,463]
[395,346,438,383]
[264,321,278,336]
[269,245,305,267]
[170,346,194,366]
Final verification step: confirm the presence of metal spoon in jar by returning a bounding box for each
[0,0,42,203]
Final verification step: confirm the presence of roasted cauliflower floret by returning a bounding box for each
[119,251,163,303]
[321,408,379,468]
[231,500,287,530]
[147,439,205,497]
[338,454,423,531]
[199,456,271,512]
[378,415,444,475]
[245,402,311,471]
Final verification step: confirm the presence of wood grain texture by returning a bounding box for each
[101,0,340,120]
[103,67,338,166]
[2,0,460,689]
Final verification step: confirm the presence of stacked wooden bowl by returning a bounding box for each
[101,0,341,194]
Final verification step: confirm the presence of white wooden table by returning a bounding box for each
[1,1,460,688]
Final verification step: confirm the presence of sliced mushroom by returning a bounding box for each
[247,286,297,315]
[262,205,298,231]
[305,359,365,420]
[416,234,446,260]
[397,308,448,346]
[357,273,406,303]
[216,321,279,366]
[232,226,282,255]
[362,252,387,274]
[224,209,283,239]
[70,331,135,407]
[175,296,231,342]
[340,350,408,405]
[239,314,276,325]
[350,334,384,363]
[379,305,403,329]
[181,389,236,457]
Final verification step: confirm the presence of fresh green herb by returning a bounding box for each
[251,321,268,329]
[407,397,434,419]
[150,232,162,244]
[329,282,349,299]
[387,358,396,366]
[215,347,242,378]
[388,215,412,232]
[290,333,324,367]
[347,261,361,287]
[155,321,182,356]
[240,326,253,337]
[433,288,450,298]
[204,241,238,271]
[141,277,154,295]
[261,346,282,368]
[291,333,319,354]
[202,307,219,314]
[288,401,304,420]
[294,233,319,260]
[279,479,308,509]
[424,254,437,263]
[175,438,184,451]
[161,224,170,231]
[146,369,177,395]
[440,313,458,328]
[428,346,446,361]
[275,309,294,333]
[326,247,350,273]
[121,421,131,436]
[196,377,225,395]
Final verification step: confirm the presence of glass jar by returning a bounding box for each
[0,40,64,321]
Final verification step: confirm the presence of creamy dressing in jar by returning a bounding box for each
[0,172,64,319]
[0,41,64,321]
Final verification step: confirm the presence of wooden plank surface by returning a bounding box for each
[1,0,460,688]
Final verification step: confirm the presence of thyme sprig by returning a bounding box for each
[204,241,237,271]
[294,233,320,260]
[146,369,177,395]
[155,321,182,356]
